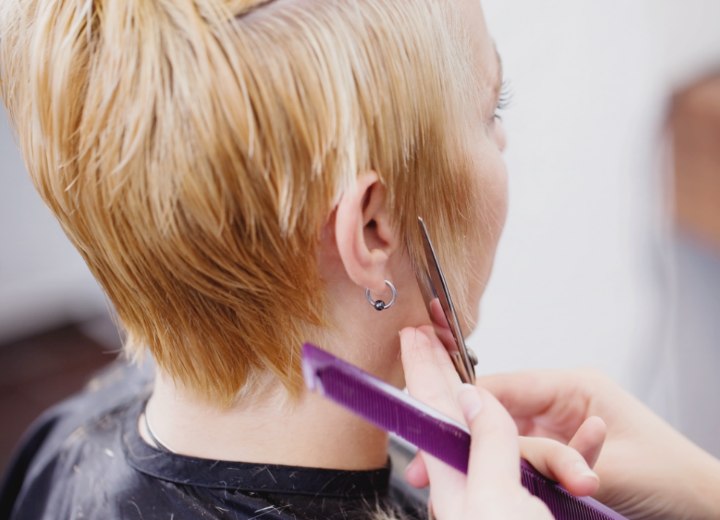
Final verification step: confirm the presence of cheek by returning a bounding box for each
[473,122,510,238]
[489,156,509,237]
[494,119,508,153]
[473,139,509,251]
[466,145,508,327]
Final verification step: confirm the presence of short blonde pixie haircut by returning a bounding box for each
[1,0,483,404]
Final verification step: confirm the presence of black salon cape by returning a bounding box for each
[0,360,426,519]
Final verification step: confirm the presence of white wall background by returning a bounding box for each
[469,0,720,452]
[0,112,107,342]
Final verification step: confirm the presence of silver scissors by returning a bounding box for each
[416,217,478,384]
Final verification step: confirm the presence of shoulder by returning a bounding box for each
[2,359,162,520]
[2,360,283,520]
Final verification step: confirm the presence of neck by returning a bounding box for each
[140,256,430,470]
[142,369,390,470]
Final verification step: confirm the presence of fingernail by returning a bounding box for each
[399,328,412,344]
[573,461,598,480]
[457,384,483,421]
[400,327,416,339]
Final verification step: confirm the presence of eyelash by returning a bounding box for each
[494,80,512,121]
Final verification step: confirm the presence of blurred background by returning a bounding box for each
[1,0,719,473]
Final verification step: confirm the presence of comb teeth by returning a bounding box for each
[302,344,627,520]
[317,364,470,473]
[303,343,470,473]
[520,461,624,519]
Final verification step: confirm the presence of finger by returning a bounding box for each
[429,298,450,331]
[479,372,585,439]
[400,327,466,514]
[404,452,429,488]
[519,437,600,497]
[400,327,449,387]
[400,326,463,420]
[421,451,465,516]
[568,416,606,468]
[478,372,561,418]
[459,384,521,493]
[428,299,458,354]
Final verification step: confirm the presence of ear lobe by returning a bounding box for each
[335,172,397,294]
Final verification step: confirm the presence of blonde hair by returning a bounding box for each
[1,0,483,404]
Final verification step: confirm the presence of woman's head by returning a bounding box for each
[0,0,506,404]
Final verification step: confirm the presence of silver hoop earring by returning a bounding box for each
[365,280,397,311]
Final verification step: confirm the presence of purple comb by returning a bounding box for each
[302,343,627,520]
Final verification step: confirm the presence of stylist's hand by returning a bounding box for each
[480,369,720,519]
[400,326,558,519]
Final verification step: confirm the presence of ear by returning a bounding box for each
[335,171,398,294]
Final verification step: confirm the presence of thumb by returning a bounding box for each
[458,384,521,493]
